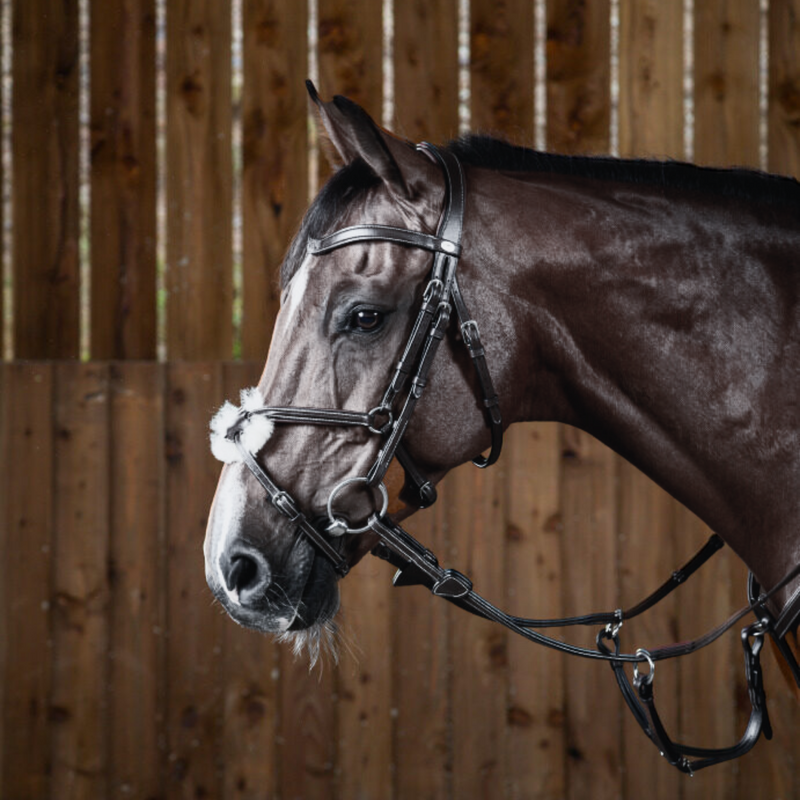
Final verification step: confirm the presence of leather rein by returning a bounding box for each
[218,142,800,775]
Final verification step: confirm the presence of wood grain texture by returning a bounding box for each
[393,0,459,143]
[12,0,80,358]
[546,0,610,155]
[51,364,111,799]
[449,463,508,800]
[90,0,158,359]
[277,653,337,800]
[618,0,684,159]
[504,424,565,800]
[559,428,621,799]
[221,362,279,800]
[108,363,165,798]
[392,495,451,800]
[769,0,800,178]
[617,462,679,798]
[693,0,760,167]
[1,365,54,800]
[470,0,535,140]
[164,363,224,800]
[166,1,232,359]
[240,0,308,360]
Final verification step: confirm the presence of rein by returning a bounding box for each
[213,142,800,775]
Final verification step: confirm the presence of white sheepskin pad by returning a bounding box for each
[209,386,275,464]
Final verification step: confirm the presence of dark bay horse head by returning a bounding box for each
[205,84,800,665]
[203,86,514,646]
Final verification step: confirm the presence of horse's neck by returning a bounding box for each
[469,169,800,599]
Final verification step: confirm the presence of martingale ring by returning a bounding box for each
[327,476,389,535]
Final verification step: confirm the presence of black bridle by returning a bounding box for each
[218,142,800,775]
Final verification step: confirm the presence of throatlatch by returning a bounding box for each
[210,140,800,774]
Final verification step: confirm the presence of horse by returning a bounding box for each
[204,83,800,772]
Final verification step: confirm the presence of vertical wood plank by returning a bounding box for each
[449,464,508,800]
[393,0,459,143]
[504,424,565,800]
[221,361,279,800]
[165,363,224,800]
[166,1,233,359]
[240,0,309,360]
[51,363,111,799]
[391,7,459,797]
[470,0,535,139]
[769,0,800,178]
[317,0,383,186]
[335,559,394,800]
[618,0,684,159]
[12,0,80,358]
[392,496,451,800]
[90,0,158,359]
[278,651,337,800]
[617,3,684,793]
[693,0,760,167]
[108,363,165,798]
[546,0,610,155]
[617,462,679,798]
[559,429,621,799]
[1,364,54,800]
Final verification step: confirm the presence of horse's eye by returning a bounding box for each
[351,309,384,332]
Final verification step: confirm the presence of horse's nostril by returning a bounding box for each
[221,547,271,606]
[227,554,258,592]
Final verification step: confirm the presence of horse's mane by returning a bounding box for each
[281,134,800,289]
[447,134,800,208]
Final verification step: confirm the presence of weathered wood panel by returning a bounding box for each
[12,0,80,358]
[393,0,459,142]
[505,424,565,799]
[164,363,224,799]
[90,0,158,359]
[166,2,233,359]
[694,0,760,167]
[449,464,508,800]
[546,0,610,154]
[470,0,535,139]
[240,0,309,360]
[392,498,452,800]
[1,365,54,800]
[559,429,622,799]
[618,0,684,159]
[769,0,800,178]
[51,364,111,799]
[107,363,165,797]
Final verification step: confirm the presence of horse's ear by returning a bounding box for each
[307,80,423,200]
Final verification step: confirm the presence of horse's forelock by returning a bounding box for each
[280,159,382,291]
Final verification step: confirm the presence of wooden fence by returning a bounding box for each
[1,1,800,799]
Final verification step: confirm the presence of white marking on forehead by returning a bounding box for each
[282,253,314,323]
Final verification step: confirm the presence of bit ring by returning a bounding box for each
[326,477,389,535]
